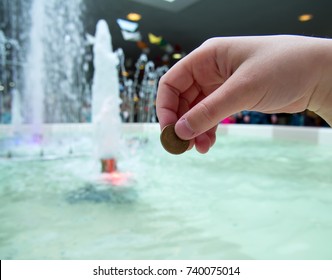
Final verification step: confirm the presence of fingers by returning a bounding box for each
[155,82,180,129]
[194,125,217,153]
[185,126,217,154]
[175,66,258,140]
[156,54,200,130]
[156,37,261,153]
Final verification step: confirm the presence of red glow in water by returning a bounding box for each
[100,158,132,186]
[101,171,132,186]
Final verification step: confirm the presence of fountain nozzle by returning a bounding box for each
[101,158,117,173]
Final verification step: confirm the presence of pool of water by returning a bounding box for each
[1,130,332,260]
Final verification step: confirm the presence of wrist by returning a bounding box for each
[307,37,332,127]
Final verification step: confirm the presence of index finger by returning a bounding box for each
[156,55,199,129]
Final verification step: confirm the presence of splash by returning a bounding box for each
[92,19,122,160]
[23,0,44,135]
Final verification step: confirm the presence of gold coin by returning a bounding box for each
[160,124,190,155]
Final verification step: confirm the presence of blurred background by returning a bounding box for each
[1,0,332,126]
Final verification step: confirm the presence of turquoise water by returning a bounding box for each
[0,132,332,260]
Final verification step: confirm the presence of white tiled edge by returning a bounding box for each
[217,124,331,145]
[0,123,331,145]
[318,127,332,146]
[218,124,274,139]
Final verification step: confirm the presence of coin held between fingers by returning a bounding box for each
[160,124,190,155]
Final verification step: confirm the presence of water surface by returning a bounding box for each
[1,133,332,259]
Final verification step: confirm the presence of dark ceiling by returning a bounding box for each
[83,0,332,62]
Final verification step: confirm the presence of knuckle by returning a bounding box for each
[202,37,220,46]
[158,74,167,86]
[196,101,216,124]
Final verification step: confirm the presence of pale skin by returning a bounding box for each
[156,35,332,154]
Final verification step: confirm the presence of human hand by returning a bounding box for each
[156,35,332,153]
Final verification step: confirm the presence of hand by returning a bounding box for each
[156,35,332,153]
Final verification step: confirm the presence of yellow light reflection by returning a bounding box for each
[298,14,313,22]
[127,13,142,21]
[172,53,182,60]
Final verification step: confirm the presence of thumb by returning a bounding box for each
[175,69,258,140]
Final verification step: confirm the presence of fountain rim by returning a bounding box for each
[0,123,331,146]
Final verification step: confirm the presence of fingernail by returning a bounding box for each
[175,118,195,140]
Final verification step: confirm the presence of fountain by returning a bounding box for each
[10,89,22,132]
[23,0,44,136]
[91,19,122,164]
[0,0,88,158]
[0,0,164,160]
[89,19,136,186]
